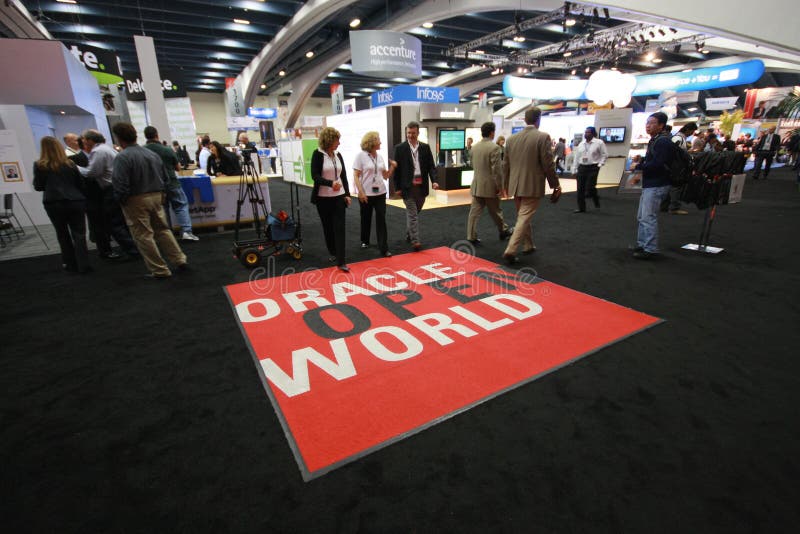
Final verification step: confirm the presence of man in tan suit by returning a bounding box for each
[467,122,512,245]
[501,107,562,264]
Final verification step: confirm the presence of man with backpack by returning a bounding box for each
[662,122,697,215]
[629,112,674,259]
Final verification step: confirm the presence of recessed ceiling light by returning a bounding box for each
[305,50,314,58]
[565,18,576,27]
[688,107,698,111]
[513,35,525,42]
[645,51,655,61]
[233,19,250,25]
[279,70,286,76]
[422,22,434,29]
[701,49,710,54]
[59,110,66,114]
[260,83,266,89]
[473,50,485,55]
[56,0,77,4]
[349,18,361,28]
[570,69,576,75]
[563,51,572,57]
[652,58,662,63]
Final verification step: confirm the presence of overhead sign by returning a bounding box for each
[331,83,344,115]
[68,44,124,85]
[248,107,278,119]
[705,96,739,111]
[676,91,700,104]
[350,30,422,79]
[503,60,765,104]
[224,247,661,479]
[124,70,186,101]
[225,77,246,117]
[227,116,260,130]
[632,59,765,96]
[371,85,459,107]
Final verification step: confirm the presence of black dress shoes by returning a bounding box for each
[468,238,481,245]
[499,228,513,240]
[573,209,586,213]
[502,253,519,265]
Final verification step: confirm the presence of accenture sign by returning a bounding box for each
[350,30,422,79]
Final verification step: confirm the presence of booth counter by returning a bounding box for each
[169,174,271,228]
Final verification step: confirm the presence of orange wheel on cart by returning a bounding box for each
[239,247,262,268]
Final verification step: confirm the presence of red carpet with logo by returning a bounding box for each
[225,247,661,479]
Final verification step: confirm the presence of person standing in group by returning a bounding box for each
[111,122,188,279]
[143,126,199,241]
[629,112,674,259]
[501,107,561,264]
[664,122,698,215]
[751,126,780,180]
[466,121,512,245]
[570,127,608,213]
[554,137,567,175]
[353,131,396,257]
[197,135,212,172]
[496,135,506,160]
[311,127,351,272]
[63,133,88,167]
[79,129,139,259]
[33,136,90,274]
[393,121,438,251]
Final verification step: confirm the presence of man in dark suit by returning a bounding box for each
[393,121,438,250]
[751,126,780,180]
[501,107,561,264]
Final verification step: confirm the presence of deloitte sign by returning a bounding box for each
[350,30,422,79]
[371,85,459,108]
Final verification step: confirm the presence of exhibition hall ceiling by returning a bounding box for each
[11,0,800,113]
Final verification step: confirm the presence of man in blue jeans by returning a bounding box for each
[630,112,673,259]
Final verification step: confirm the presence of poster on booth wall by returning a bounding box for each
[0,130,31,194]
[743,87,798,119]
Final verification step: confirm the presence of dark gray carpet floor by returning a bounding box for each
[2,167,799,533]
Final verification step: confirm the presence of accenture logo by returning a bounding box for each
[369,37,417,61]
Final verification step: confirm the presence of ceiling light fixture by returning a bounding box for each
[565,18,576,26]
[563,51,572,57]
[233,19,250,25]
[701,49,710,54]
[658,29,666,36]
[260,83,266,89]
[279,70,286,76]
[422,22,434,29]
[305,50,314,58]
[670,28,678,33]
[349,19,361,28]
[645,51,655,61]
[652,57,663,63]
[585,65,591,73]
[56,0,77,4]
[603,8,610,19]
[513,35,525,42]
[571,69,576,75]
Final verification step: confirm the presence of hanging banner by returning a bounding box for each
[331,84,344,115]
[225,77,246,117]
[248,107,278,119]
[124,70,186,101]
[675,91,700,104]
[350,31,422,79]
[633,60,765,96]
[705,96,739,111]
[644,99,660,112]
[68,44,124,85]
[371,85,459,107]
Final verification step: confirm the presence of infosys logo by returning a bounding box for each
[376,90,394,104]
[416,87,446,102]
[369,37,417,61]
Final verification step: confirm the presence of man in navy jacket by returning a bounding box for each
[630,112,673,259]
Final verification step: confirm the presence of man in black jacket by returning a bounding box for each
[392,121,438,251]
[751,126,780,180]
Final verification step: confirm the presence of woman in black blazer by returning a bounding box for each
[33,136,91,273]
[311,127,351,272]
[207,141,242,176]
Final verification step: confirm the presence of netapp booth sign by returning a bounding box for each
[350,30,422,78]
[124,71,186,101]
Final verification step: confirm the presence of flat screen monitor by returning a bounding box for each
[599,126,626,143]
[439,129,466,151]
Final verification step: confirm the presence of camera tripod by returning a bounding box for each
[233,154,268,243]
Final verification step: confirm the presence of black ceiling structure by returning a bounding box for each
[11,1,800,116]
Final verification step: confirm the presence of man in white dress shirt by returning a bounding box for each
[571,126,608,213]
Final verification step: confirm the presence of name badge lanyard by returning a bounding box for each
[411,145,422,184]
[369,153,379,188]
[327,152,340,184]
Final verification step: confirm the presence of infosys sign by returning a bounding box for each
[350,30,422,78]
[371,85,459,108]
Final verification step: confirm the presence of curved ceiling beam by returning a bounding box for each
[240,0,360,108]
[454,74,506,99]
[284,0,562,126]
[414,66,489,88]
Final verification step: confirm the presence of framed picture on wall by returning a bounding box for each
[2,162,22,183]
